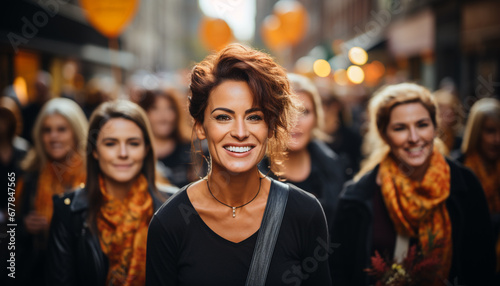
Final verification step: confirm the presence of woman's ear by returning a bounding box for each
[194,122,206,140]
[92,150,98,160]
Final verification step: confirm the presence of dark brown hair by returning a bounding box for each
[188,43,300,174]
[0,107,16,142]
[86,100,159,232]
[136,88,190,143]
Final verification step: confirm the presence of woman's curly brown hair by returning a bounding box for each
[188,43,300,175]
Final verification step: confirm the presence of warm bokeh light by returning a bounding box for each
[333,69,348,86]
[294,56,315,74]
[273,0,308,45]
[13,76,28,106]
[261,15,286,51]
[313,59,331,77]
[363,60,386,86]
[347,65,365,84]
[199,17,233,51]
[348,47,368,65]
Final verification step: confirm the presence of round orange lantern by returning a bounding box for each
[79,0,139,38]
[199,17,232,51]
[273,0,308,45]
[261,15,287,51]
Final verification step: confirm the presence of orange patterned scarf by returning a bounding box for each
[464,152,500,214]
[379,148,452,283]
[34,154,85,223]
[464,152,500,272]
[97,174,153,286]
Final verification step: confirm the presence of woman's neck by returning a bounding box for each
[102,175,138,201]
[154,136,176,158]
[281,147,311,182]
[207,166,262,207]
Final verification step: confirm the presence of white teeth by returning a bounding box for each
[225,146,252,153]
[408,147,423,152]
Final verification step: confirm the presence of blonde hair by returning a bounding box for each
[22,98,88,172]
[461,97,500,155]
[287,73,331,142]
[355,83,442,181]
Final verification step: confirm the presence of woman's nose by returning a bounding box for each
[231,120,249,140]
[119,143,128,158]
[408,126,419,143]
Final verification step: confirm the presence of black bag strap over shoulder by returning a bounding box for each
[245,180,290,286]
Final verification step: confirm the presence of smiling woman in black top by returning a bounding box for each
[146,44,332,286]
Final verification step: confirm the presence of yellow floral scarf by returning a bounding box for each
[97,174,152,286]
[32,154,85,223]
[379,148,452,283]
[464,152,500,272]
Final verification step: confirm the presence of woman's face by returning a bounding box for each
[41,114,76,162]
[479,116,500,162]
[385,102,436,175]
[288,92,316,152]
[93,118,147,184]
[195,80,270,175]
[147,96,177,139]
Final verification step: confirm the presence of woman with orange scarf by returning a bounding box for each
[16,98,88,285]
[45,100,164,286]
[331,83,495,285]
[454,97,500,281]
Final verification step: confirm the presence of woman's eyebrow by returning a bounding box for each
[211,107,234,114]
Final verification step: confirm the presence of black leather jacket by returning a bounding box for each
[331,158,496,285]
[45,187,163,286]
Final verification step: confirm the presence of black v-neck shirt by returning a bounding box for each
[146,179,332,286]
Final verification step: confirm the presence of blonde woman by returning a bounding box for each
[16,97,88,285]
[331,83,495,285]
[455,97,500,278]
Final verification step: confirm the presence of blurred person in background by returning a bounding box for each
[46,100,164,285]
[135,88,194,189]
[331,83,495,285]
[81,76,116,118]
[259,73,346,228]
[317,84,363,179]
[15,97,88,285]
[0,95,28,217]
[454,97,500,281]
[146,44,331,285]
[21,71,52,144]
[0,106,27,286]
[433,88,464,155]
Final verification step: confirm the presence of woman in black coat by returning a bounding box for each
[46,100,164,285]
[331,83,495,286]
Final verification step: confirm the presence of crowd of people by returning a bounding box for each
[0,44,499,285]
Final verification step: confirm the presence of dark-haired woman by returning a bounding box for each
[146,44,331,285]
[46,100,164,285]
[136,88,194,188]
